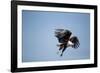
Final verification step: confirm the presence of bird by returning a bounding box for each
[55,29,80,56]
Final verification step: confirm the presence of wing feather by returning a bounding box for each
[70,36,80,48]
[55,29,72,43]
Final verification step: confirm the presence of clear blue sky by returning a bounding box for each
[22,10,90,62]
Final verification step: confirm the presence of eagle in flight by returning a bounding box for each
[55,29,80,56]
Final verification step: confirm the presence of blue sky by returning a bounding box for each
[22,10,90,62]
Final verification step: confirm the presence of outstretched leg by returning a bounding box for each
[59,44,64,50]
[60,44,67,56]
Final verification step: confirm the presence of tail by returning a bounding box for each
[69,36,80,48]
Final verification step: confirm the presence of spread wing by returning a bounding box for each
[70,36,80,48]
[55,29,72,43]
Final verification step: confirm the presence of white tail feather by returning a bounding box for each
[67,41,74,47]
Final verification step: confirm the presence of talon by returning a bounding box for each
[60,53,63,56]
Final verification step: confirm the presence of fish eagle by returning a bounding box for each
[55,29,80,56]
